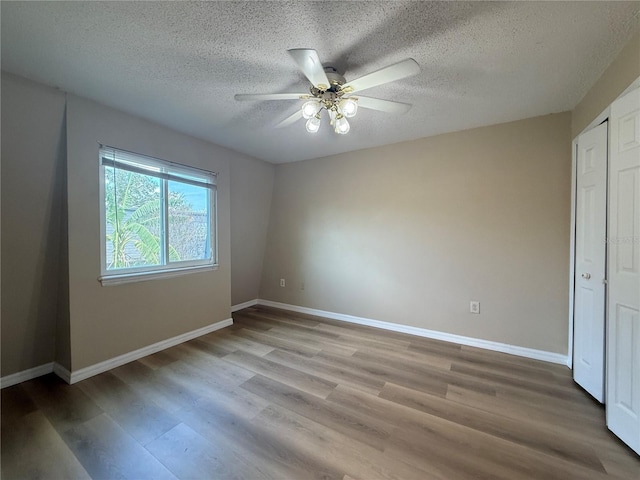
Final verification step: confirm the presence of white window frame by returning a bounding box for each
[98,145,218,286]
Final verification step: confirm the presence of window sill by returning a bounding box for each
[99,264,218,286]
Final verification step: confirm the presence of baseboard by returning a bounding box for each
[1,318,234,388]
[65,317,233,384]
[1,362,54,389]
[53,363,72,384]
[231,299,258,312]
[257,299,569,366]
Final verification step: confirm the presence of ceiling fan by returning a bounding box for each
[235,49,420,135]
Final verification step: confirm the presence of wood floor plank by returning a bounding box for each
[177,397,345,480]
[20,373,103,433]
[242,374,391,451]
[198,330,275,356]
[314,349,451,398]
[248,306,322,327]
[171,342,256,385]
[2,305,638,479]
[184,336,236,358]
[264,348,385,394]
[326,383,535,479]
[355,342,452,370]
[315,322,413,350]
[237,310,330,335]
[1,383,38,426]
[1,410,91,480]
[137,349,181,370]
[267,324,393,357]
[450,350,564,384]
[379,381,606,472]
[445,384,607,437]
[152,359,267,419]
[494,378,605,414]
[76,371,180,446]
[145,422,270,479]
[223,349,337,398]
[255,403,443,480]
[450,361,595,403]
[159,364,270,421]
[110,360,201,414]
[384,418,614,480]
[232,327,322,357]
[346,348,499,397]
[328,383,612,480]
[61,413,176,479]
[460,343,571,374]
[256,324,359,357]
[228,311,275,331]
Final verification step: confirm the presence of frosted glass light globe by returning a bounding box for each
[305,115,321,133]
[302,101,320,119]
[341,98,358,118]
[334,116,350,134]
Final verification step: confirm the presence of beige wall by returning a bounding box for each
[1,73,66,375]
[1,73,274,378]
[261,113,572,354]
[230,155,275,306]
[4,27,636,377]
[572,31,640,138]
[65,95,237,371]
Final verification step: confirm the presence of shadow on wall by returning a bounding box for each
[23,104,67,371]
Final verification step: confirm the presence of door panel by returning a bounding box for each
[607,87,640,455]
[574,122,608,402]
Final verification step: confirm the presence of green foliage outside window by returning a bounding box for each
[105,167,208,269]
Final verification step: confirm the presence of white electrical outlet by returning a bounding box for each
[300,282,305,291]
[470,301,480,314]
[280,278,286,287]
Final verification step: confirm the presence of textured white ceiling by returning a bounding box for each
[2,1,639,163]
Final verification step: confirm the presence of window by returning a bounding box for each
[99,146,217,285]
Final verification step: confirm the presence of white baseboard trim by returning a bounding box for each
[65,317,233,384]
[231,299,258,312]
[53,363,72,384]
[1,362,54,389]
[1,318,234,388]
[257,299,569,366]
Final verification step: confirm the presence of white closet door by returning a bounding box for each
[574,122,608,402]
[607,87,640,455]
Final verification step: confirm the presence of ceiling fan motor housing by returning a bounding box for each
[323,66,346,90]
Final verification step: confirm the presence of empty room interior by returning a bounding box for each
[2,1,640,479]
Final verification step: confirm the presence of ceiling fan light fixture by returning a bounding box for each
[340,98,358,118]
[236,49,419,137]
[301,100,320,119]
[328,108,337,126]
[305,114,321,133]
[334,115,350,135]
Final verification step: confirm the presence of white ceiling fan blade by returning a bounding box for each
[235,93,310,101]
[288,49,330,90]
[275,110,304,128]
[342,58,420,94]
[354,96,412,114]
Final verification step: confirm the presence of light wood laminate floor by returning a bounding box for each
[2,305,639,479]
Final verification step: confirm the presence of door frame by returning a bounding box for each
[568,76,640,370]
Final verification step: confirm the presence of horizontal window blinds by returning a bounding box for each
[100,145,216,189]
